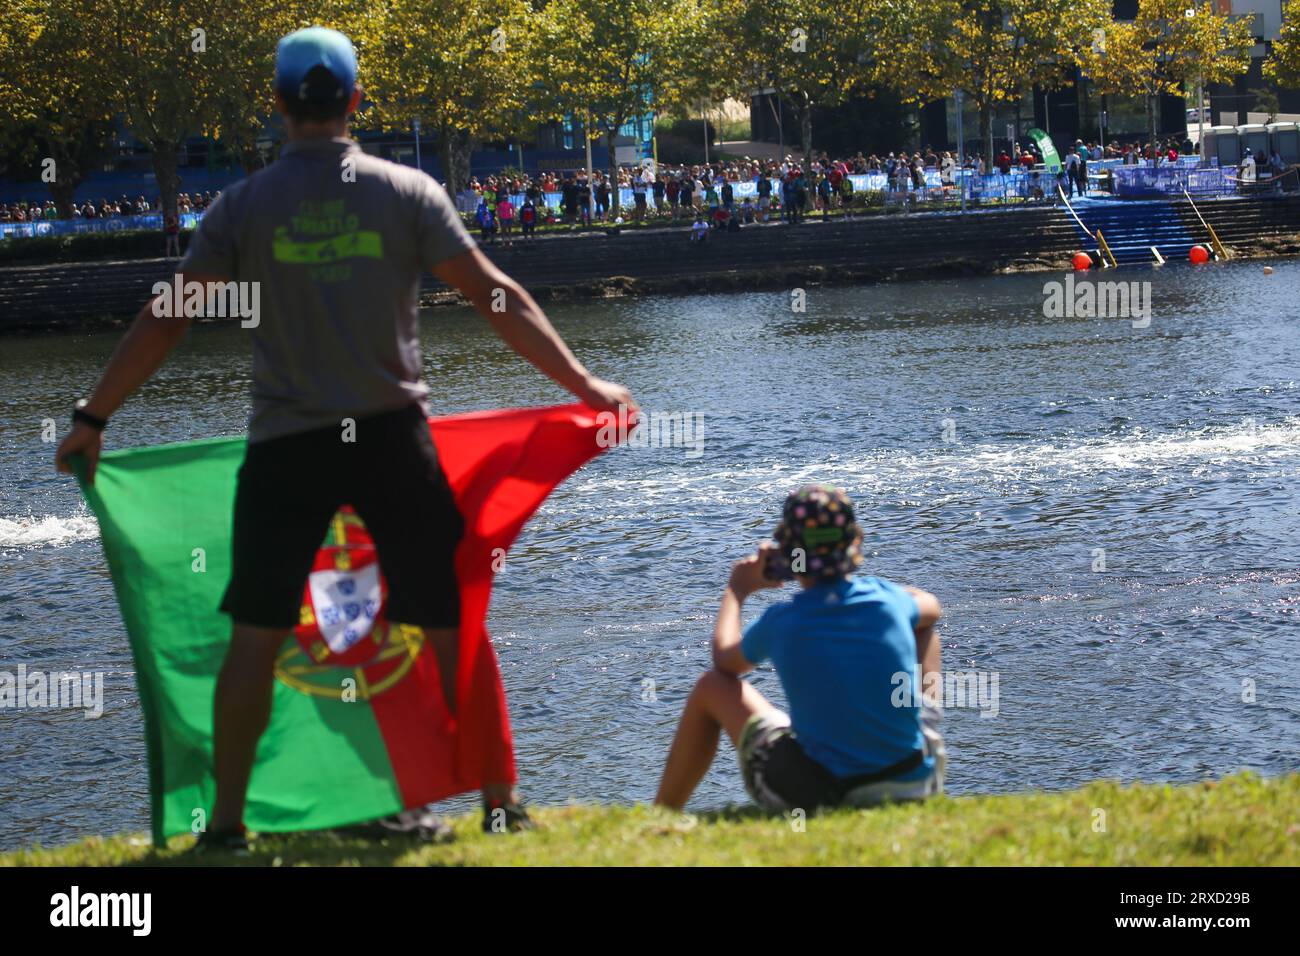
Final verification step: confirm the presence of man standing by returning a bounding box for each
[56,27,634,849]
[632,171,648,221]
[561,173,578,224]
[1063,148,1080,197]
[755,171,771,223]
[1240,148,1257,192]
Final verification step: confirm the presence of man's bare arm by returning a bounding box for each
[432,247,634,412]
[712,586,753,676]
[712,549,783,676]
[54,276,213,481]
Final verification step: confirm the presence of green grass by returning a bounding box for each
[4,772,1295,867]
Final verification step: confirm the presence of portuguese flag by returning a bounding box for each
[77,404,617,846]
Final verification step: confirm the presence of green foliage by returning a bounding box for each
[1265,0,1300,88]
[0,1,118,213]
[1078,0,1255,98]
[1077,0,1253,160]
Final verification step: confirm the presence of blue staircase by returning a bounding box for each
[1066,198,1198,265]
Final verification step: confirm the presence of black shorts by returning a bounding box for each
[221,404,464,630]
[739,712,939,812]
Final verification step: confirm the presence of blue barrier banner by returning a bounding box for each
[0,212,200,240]
[1111,166,1237,197]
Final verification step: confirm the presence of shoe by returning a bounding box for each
[338,804,455,844]
[190,826,251,857]
[482,799,535,834]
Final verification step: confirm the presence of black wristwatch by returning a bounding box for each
[72,399,108,431]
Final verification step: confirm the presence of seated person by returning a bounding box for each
[690,216,709,242]
[655,485,946,813]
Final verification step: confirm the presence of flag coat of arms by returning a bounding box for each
[77,404,619,845]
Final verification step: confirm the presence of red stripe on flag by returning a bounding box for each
[368,404,622,804]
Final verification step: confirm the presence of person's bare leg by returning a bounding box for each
[423,625,519,806]
[211,624,288,833]
[654,669,775,811]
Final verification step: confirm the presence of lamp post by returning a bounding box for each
[413,117,422,172]
[651,110,658,176]
[702,99,709,164]
[1189,4,1206,164]
[956,88,966,214]
[1197,73,1205,162]
[585,109,595,217]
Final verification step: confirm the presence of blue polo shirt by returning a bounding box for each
[740,576,931,780]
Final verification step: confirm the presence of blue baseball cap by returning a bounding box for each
[275,27,357,104]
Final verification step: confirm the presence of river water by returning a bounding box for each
[1,261,1298,851]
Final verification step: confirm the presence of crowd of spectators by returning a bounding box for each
[460,140,1211,242]
[0,190,219,224]
[11,131,1287,244]
[464,150,979,243]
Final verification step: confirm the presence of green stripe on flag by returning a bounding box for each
[77,437,403,845]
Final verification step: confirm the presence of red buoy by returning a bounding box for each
[1189,245,1210,264]
[1072,252,1093,271]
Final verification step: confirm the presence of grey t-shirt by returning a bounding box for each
[180,137,475,443]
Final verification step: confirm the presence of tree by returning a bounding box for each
[1264,0,1300,88]
[80,0,360,216]
[355,0,540,195]
[880,0,1113,167]
[203,1,328,175]
[1078,0,1252,164]
[541,0,703,214]
[724,0,876,161]
[77,0,238,219]
[0,1,117,216]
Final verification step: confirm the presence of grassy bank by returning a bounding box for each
[3,772,1294,867]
